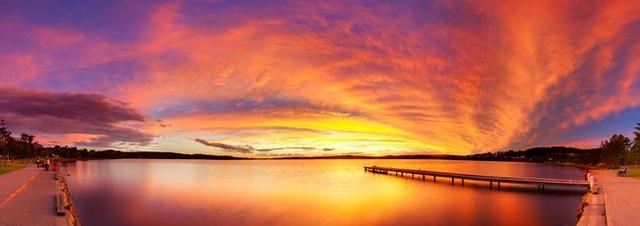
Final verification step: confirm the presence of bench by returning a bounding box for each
[56,193,66,216]
[618,167,628,176]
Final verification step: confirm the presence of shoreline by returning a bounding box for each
[57,171,81,226]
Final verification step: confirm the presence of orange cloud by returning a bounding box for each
[2,1,639,154]
[108,1,640,154]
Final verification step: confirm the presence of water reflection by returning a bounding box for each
[63,159,584,226]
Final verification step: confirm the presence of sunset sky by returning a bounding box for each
[1,0,639,156]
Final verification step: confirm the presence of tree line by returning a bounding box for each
[0,120,45,161]
[468,122,640,167]
[0,120,241,161]
[1,119,639,166]
[597,122,640,166]
[0,120,103,161]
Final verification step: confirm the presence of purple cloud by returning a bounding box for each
[0,87,152,147]
[194,138,255,153]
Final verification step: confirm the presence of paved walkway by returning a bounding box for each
[577,186,606,226]
[0,166,66,226]
[593,170,640,226]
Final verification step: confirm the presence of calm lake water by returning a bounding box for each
[62,159,586,226]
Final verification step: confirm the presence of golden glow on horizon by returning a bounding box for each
[147,112,444,155]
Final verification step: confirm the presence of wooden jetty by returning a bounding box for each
[364,166,590,191]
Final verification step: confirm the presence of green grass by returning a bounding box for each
[0,162,30,175]
[628,168,640,178]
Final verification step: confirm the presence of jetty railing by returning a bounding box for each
[364,166,590,191]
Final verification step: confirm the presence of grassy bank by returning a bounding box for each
[627,168,640,177]
[0,162,30,175]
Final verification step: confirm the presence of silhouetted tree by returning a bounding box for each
[600,134,631,165]
[0,120,15,164]
[18,133,36,158]
[633,122,640,152]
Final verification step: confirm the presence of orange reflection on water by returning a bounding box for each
[64,159,584,226]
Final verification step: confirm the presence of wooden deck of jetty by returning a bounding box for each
[364,166,590,191]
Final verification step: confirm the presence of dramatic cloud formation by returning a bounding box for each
[0,87,152,147]
[194,138,254,153]
[1,0,639,155]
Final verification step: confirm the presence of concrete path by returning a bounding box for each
[593,170,640,226]
[0,166,66,226]
[0,167,40,203]
[576,186,606,226]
